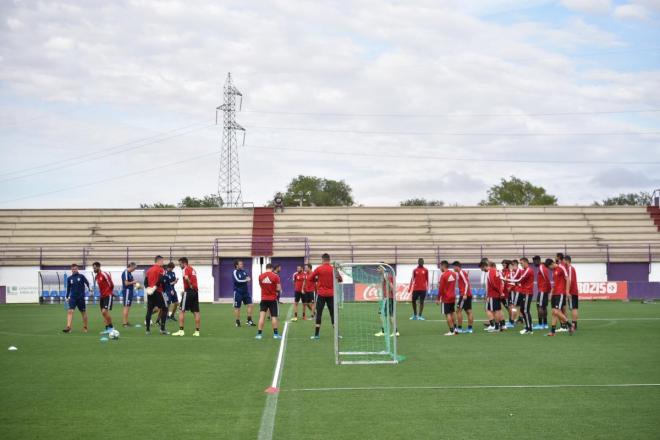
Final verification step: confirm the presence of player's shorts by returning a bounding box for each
[457,296,472,310]
[510,292,520,307]
[147,290,167,309]
[378,298,394,316]
[569,294,579,310]
[515,293,526,308]
[233,290,252,308]
[551,294,566,310]
[99,295,113,310]
[260,300,279,317]
[294,291,303,303]
[441,302,455,315]
[122,290,134,307]
[166,291,178,305]
[302,292,314,303]
[487,297,502,312]
[180,289,200,313]
[537,291,549,308]
[412,290,427,302]
[68,294,86,312]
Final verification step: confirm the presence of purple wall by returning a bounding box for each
[607,263,649,282]
[271,257,304,299]
[627,282,660,300]
[214,257,252,300]
[0,286,5,304]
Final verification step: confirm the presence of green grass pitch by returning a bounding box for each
[1,301,659,439]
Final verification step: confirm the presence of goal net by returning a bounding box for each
[333,262,401,365]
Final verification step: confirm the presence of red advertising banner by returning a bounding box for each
[577,281,628,300]
[355,283,412,301]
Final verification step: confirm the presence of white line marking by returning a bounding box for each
[258,307,292,440]
[285,383,660,393]
[421,318,660,322]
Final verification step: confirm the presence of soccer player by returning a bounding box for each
[453,261,473,334]
[509,259,524,325]
[92,262,115,334]
[481,260,505,332]
[409,258,429,320]
[310,253,342,340]
[301,263,316,319]
[121,262,138,327]
[506,257,535,334]
[375,264,399,337]
[144,255,169,335]
[172,257,201,337]
[501,259,515,328]
[292,265,306,322]
[547,259,573,336]
[164,262,179,321]
[437,260,458,336]
[565,255,579,331]
[232,260,254,327]
[62,263,90,333]
[534,257,552,330]
[255,263,281,340]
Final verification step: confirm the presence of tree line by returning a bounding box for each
[141,175,653,208]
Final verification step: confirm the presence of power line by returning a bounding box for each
[242,144,658,166]
[249,125,660,137]
[0,150,219,205]
[243,108,660,119]
[0,121,210,179]
[0,123,214,183]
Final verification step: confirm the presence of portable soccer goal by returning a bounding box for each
[333,262,401,365]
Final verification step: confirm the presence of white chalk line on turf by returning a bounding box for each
[257,306,293,440]
[421,318,660,322]
[285,383,660,393]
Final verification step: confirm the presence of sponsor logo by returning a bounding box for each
[577,281,628,300]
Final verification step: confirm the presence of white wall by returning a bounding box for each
[650,263,660,282]
[573,263,607,282]
[0,266,40,303]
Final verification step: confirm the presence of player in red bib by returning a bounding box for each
[408,258,429,320]
[172,257,201,337]
[144,255,169,335]
[533,256,552,330]
[301,263,317,320]
[310,253,342,340]
[453,261,473,334]
[437,260,458,336]
[481,259,505,332]
[92,262,115,334]
[547,258,572,336]
[565,255,579,331]
[255,263,282,340]
[291,265,306,322]
[506,257,535,334]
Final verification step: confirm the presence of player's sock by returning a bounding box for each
[573,321,578,329]
[179,326,184,331]
[494,322,500,330]
[314,327,320,337]
[468,325,473,330]
[458,326,463,331]
[247,315,253,322]
[294,312,298,317]
[489,320,494,327]
[509,319,514,325]
[274,329,279,336]
[235,319,240,326]
[257,329,263,335]
[551,326,556,334]
[196,327,200,331]
[500,320,506,328]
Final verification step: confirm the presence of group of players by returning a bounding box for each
[62,255,201,336]
[408,253,579,336]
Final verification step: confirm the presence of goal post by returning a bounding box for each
[333,262,401,365]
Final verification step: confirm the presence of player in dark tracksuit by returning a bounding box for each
[63,263,90,333]
[164,262,179,321]
[233,260,254,327]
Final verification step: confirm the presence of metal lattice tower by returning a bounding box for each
[216,72,245,208]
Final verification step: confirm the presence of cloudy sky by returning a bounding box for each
[0,0,659,208]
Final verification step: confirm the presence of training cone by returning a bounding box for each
[8,346,17,351]
[264,387,279,394]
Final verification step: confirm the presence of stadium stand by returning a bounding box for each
[0,206,658,266]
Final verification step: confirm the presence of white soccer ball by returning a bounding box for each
[109,329,120,340]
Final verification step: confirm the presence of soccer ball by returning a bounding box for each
[135,282,142,289]
[109,329,120,340]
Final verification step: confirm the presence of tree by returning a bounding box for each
[276,175,354,207]
[140,194,223,208]
[594,191,652,206]
[479,176,557,206]
[400,198,444,207]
